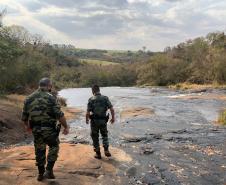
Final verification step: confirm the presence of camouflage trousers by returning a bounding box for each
[90,120,109,151]
[32,128,59,166]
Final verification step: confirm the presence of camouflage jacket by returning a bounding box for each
[87,93,112,117]
[21,89,64,127]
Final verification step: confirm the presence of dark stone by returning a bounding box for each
[171,129,188,134]
[126,167,137,177]
[142,174,161,184]
[122,136,147,143]
[0,121,12,129]
[141,146,154,155]
[188,88,209,94]
[152,134,162,140]
[69,138,89,144]
[164,136,193,143]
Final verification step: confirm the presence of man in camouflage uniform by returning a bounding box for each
[86,85,115,159]
[21,78,69,181]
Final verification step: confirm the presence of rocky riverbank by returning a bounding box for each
[0,143,132,185]
[58,87,226,185]
[0,94,82,147]
[1,87,226,185]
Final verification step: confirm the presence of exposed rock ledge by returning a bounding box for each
[120,107,154,119]
[0,143,132,185]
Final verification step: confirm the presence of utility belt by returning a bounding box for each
[30,121,61,134]
[30,121,55,128]
[90,113,109,123]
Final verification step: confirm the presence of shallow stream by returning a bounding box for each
[59,87,226,185]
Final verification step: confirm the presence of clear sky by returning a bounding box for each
[0,0,225,51]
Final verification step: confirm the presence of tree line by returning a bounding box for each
[137,32,226,86]
[0,22,225,94]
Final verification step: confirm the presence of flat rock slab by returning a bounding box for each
[120,107,154,119]
[0,143,132,185]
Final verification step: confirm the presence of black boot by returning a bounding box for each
[37,166,45,181]
[104,147,111,157]
[44,161,55,179]
[94,151,102,159]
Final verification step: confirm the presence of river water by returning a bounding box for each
[59,87,226,185]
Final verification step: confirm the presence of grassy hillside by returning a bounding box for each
[80,59,119,66]
[57,47,152,64]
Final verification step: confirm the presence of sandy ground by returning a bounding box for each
[0,143,132,185]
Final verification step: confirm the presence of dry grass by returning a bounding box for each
[218,109,226,125]
[171,94,226,101]
[169,83,226,90]
[0,94,26,109]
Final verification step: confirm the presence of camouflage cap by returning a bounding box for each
[39,78,51,87]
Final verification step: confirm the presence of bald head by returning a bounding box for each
[39,78,52,91]
[39,78,51,87]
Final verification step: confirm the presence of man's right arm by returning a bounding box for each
[59,116,69,135]
[110,107,115,124]
[106,97,115,124]
[86,111,90,124]
[86,98,92,124]
[51,96,69,135]
[21,99,32,132]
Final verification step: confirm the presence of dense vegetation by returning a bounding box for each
[138,33,226,86]
[0,14,226,93]
[0,25,139,93]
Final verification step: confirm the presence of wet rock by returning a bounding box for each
[142,173,161,184]
[69,137,89,144]
[126,167,137,177]
[152,134,162,140]
[147,133,163,140]
[122,133,163,143]
[170,129,188,134]
[164,136,194,143]
[189,89,208,93]
[161,170,181,185]
[122,136,147,143]
[140,145,154,155]
[68,170,101,178]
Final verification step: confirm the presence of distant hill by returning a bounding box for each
[55,46,154,64]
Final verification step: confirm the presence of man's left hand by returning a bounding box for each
[25,125,32,133]
[62,127,69,135]
[110,118,115,124]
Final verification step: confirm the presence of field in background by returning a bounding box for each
[80,58,119,66]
